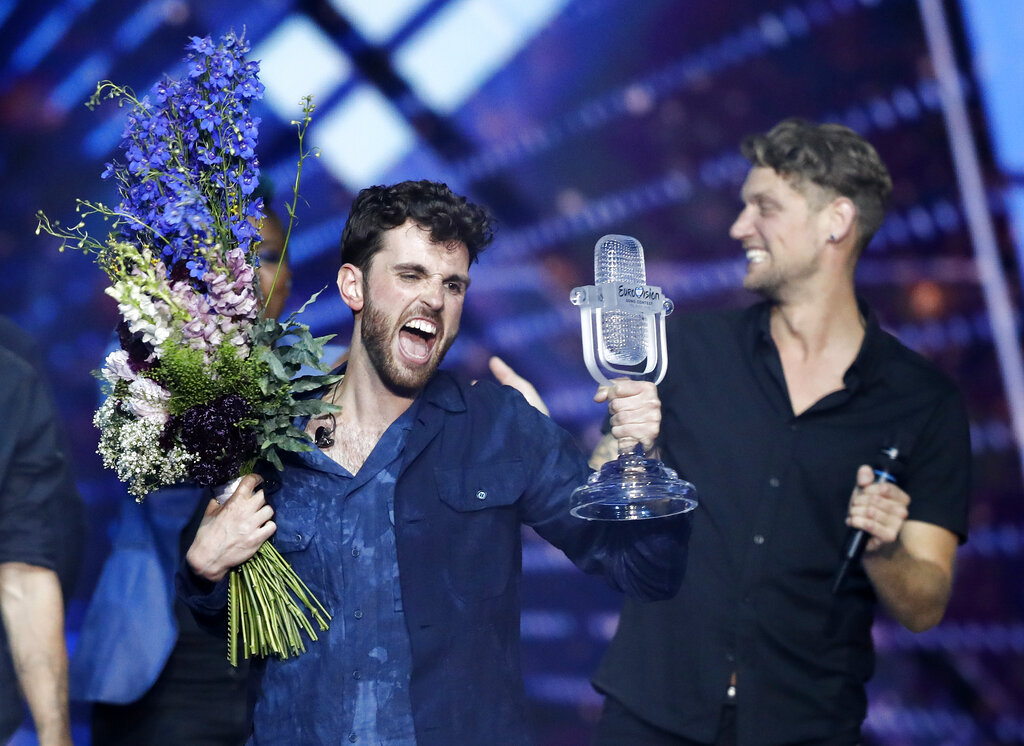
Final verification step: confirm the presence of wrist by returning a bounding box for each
[34,716,71,746]
[186,545,227,583]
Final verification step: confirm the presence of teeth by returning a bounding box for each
[746,249,768,264]
[405,318,437,335]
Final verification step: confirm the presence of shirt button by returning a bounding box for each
[353,609,363,619]
[753,534,765,545]
[353,670,361,680]
[476,490,487,500]
[295,533,303,541]
[768,477,780,488]
[351,547,361,557]
[348,733,358,743]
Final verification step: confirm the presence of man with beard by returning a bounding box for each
[590,120,971,745]
[180,180,688,745]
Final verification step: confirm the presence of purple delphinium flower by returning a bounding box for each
[188,36,216,55]
[107,30,264,277]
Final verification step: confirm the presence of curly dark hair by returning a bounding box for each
[340,180,494,270]
[741,119,893,254]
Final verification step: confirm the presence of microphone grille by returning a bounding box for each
[594,235,648,367]
[595,235,646,286]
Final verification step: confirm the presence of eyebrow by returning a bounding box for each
[741,189,780,206]
[392,262,471,289]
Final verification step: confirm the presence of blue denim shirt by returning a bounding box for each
[252,401,419,745]
[181,370,689,746]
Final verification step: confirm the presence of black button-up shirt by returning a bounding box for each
[594,300,970,745]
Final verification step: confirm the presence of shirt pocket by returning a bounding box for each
[434,460,524,601]
[272,505,333,615]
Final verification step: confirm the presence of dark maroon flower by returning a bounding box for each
[168,260,191,285]
[117,319,155,372]
[177,393,257,487]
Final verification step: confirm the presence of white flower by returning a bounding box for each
[126,377,171,424]
[101,349,137,386]
[94,398,195,500]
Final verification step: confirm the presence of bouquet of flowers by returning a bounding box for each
[37,31,338,665]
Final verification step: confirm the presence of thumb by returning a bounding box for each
[856,464,875,489]
[488,355,517,385]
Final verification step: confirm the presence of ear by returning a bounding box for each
[337,263,364,312]
[826,197,858,246]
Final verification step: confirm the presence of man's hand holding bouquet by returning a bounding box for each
[38,31,337,665]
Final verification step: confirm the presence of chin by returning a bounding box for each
[383,356,442,395]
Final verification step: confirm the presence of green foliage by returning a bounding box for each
[149,335,270,415]
[250,288,342,470]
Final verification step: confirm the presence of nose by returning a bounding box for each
[729,206,752,241]
[420,276,445,310]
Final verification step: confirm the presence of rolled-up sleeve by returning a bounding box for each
[0,352,67,571]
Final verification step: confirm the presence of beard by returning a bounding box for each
[743,249,822,303]
[743,267,784,301]
[360,295,457,397]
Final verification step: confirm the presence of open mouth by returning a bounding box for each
[745,248,769,264]
[397,317,439,364]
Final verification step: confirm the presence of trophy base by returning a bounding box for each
[570,447,697,521]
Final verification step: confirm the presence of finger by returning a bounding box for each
[218,473,264,506]
[488,355,518,385]
[847,497,907,540]
[608,405,661,434]
[871,493,910,522]
[240,473,264,495]
[225,488,266,518]
[593,385,611,403]
[255,520,277,544]
[873,481,911,507]
[606,381,658,411]
[255,503,276,529]
[604,378,646,400]
[855,464,875,489]
[857,483,911,514]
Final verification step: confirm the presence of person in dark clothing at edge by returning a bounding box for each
[0,317,85,746]
[590,119,971,746]
[178,179,689,745]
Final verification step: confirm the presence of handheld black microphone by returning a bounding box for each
[595,234,648,367]
[831,441,905,594]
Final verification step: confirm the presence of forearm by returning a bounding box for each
[589,432,619,471]
[0,563,72,746]
[863,540,953,632]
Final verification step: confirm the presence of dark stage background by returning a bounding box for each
[1,0,1022,743]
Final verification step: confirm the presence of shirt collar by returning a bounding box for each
[844,298,885,391]
[747,297,887,394]
[317,362,467,414]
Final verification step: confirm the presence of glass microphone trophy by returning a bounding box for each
[569,234,697,521]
